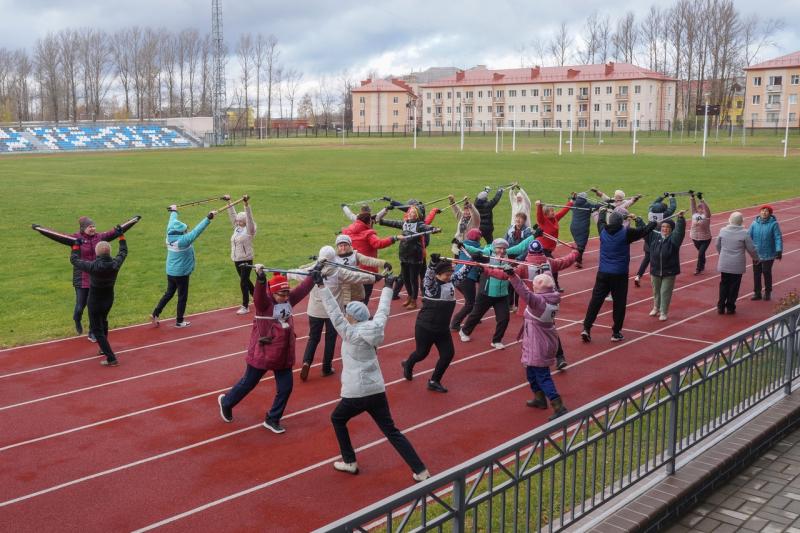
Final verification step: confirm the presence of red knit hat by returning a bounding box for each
[268,275,289,293]
[465,228,482,241]
[760,204,773,214]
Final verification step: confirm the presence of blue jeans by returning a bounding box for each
[526,366,560,401]
[223,364,294,423]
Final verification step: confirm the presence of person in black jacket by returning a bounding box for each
[401,255,463,393]
[377,204,438,309]
[70,229,128,366]
[474,186,504,242]
[634,193,677,287]
[581,209,656,343]
[646,212,686,321]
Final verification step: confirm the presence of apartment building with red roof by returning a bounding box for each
[743,51,800,127]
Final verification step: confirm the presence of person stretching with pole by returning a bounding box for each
[690,191,712,275]
[475,186,505,242]
[646,212,686,321]
[450,228,483,332]
[534,199,573,292]
[227,194,257,315]
[217,267,314,433]
[70,229,128,366]
[341,212,401,304]
[401,255,462,393]
[318,271,431,481]
[568,192,602,268]
[508,184,531,228]
[151,205,216,328]
[634,193,676,288]
[448,195,481,255]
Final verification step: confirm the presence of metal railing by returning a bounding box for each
[320,305,800,532]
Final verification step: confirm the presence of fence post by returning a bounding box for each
[784,312,798,395]
[666,369,681,475]
[452,475,467,532]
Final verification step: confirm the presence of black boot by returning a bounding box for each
[401,359,413,381]
[526,391,547,409]
[548,397,568,420]
[751,293,762,301]
[556,354,568,370]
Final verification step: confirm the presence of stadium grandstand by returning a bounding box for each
[0,124,201,153]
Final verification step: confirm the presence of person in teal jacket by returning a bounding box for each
[457,237,512,349]
[748,205,783,301]
[151,205,215,327]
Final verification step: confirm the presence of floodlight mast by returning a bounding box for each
[212,0,227,146]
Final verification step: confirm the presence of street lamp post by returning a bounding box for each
[702,93,710,158]
[784,95,796,159]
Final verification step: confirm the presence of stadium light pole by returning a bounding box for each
[632,102,638,155]
[702,92,710,158]
[407,98,417,150]
[784,94,796,158]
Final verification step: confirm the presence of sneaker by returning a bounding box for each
[610,332,624,342]
[490,342,505,350]
[263,418,286,434]
[750,293,762,301]
[459,329,471,342]
[175,321,191,328]
[333,461,359,474]
[427,380,448,393]
[401,360,413,381]
[412,469,431,482]
[580,330,591,343]
[649,307,658,317]
[321,368,336,377]
[87,332,97,343]
[694,270,701,276]
[717,307,725,315]
[217,394,233,423]
[236,306,249,315]
[150,314,159,327]
[509,306,518,313]
[604,295,613,302]
[557,287,565,293]
[100,358,118,367]
[634,276,641,288]
[300,362,310,382]
[659,314,668,321]
[576,262,583,269]
[555,354,568,370]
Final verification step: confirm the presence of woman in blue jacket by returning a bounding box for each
[748,205,783,301]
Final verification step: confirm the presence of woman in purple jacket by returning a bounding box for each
[505,268,568,421]
[33,214,140,339]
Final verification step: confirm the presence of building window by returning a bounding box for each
[447,92,451,99]
[496,90,504,98]
[619,86,628,96]
[791,94,799,104]
[466,91,473,98]
[617,119,627,128]
[768,94,781,105]
[543,104,551,113]
[359,96,365,103]
[790,113,797,122]
[752,95,760,104]
[478,90,483,98]
[769,76,782,86]
[533,89,539,96]
[509,90,517,97]
[426,120,431,127]
[667,103,672,112]
[556,88,562,96]
[436,106,442,114]
[532,104,539,112]
[478,106,483,113]
[359,110,364,116]
[447,120,452,127]
[426,107,431,114]
[556,104,562,112]
[580,87,588,96]
[520,119,526,126]
[435,120,441,127]
[766,113,779,123]
[593,119,599,127]
[593,103,600,112]
[568,88,574,96]
[521,89,527,96]
[532,120,538,127]
[542,119,551,127]
[393,109,399,116]
[507,105,514,112]
[447,107,451,113]
[605,119,611,127]
[636,102,640,111]
[567,104,571,112]
[556,120,562,128]
[594,86,600,95]
[435,92,442,99]
[668,86,672,95]
[456,91,461,99]
[426,92,431,100]
[392,122,398,128]
[579,119,587,128]
[634,85,641,94]
[466,105,473,113]
[606,103,612,111]
[566,119,571,127]
[751,113,758,121]
[606,86,612,94]
[543,89,551,97]
[580,104,588,112]
[618,102,627,112]
[753,77,761,86]
[496,106,504,114]
[792,75,800,85]
[393,96,399,104]
[456,105,461,113]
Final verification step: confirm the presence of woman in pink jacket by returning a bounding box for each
[506,269,568,421]
[217,269,314,434]
[690,192,712,275]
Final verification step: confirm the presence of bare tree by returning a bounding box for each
[184,29,200,116]
[548,22,573,66]
[35,33,62,121]
[59,29,79,121]
[740,14,784,66]
[264,34,279,133]
[78,28,110,121]
[597,15,612,63]
[641,6,664,71]
[236,33,253,127]
[111,29,133,118]
[198,33,212,116]
[612,11,638,63]
[578,12,602,64]
[251,34,268,135]
[283,68,302,120]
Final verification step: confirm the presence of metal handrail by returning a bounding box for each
[319,305,800,532]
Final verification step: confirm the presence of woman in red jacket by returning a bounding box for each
[341,212,402,303]
[535,199,573,292]
[217,268,314,434]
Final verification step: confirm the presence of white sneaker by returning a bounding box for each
[659,314,668,321]
[150,314,159,327]
[490,342,505,350]
[459,330,471,342]
[649,307,658,317]
[175,321,191,328]
[236,306,249,315]
[333,461,359,474]
[605,295,613,302]
[413,469,431,482]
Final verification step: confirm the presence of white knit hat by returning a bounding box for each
[345,301,370,322]
[335,234,352,246]
[318,245,336,262]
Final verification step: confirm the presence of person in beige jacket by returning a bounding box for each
[227,195,257,315]
[448,195,480,255]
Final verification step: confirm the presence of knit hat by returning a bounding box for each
[476,191,489,201]
[434,259,454,274]
[492,238,509,249]
[465,228,482,241]
[78,216,95,232]
[345,300,370,322]
[335,234,352,246]
[577,192,588,199]
[268,274,290,293]
[356,212,372,225]
[318,245,336,262]
[729,212,743,226]
[760,204,774,214]
[527,240,544,255]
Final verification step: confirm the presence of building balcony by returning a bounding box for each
[766,85,782,93]
[540,110,553,118]
[615,93,629,100]
[541,95,553,102]
[433,98,443,105]
[492,96,505,103]
[577,94,589,101]
[765,102,781,110]
[577,111,589,118]
[615,109,628,117]
[465,97,474,104]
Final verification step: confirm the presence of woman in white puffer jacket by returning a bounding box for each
[227,195,257,314]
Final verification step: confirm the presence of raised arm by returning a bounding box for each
[288,275,315,306]
[342,204,357,222]
[487,188,504,209]
[554,201,574,221]
[245,204,256,236]
[32,224,78,246]
[111,236,128,269]
[175,215,211,248]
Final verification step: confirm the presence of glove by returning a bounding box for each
[243,194,250,203]
[533,227,544,238]
[670,193,675,198]
[498,188,504,193]
[114,224,124,237]
[697,192,703,200]
[430,253,441,264]
[312,269,325,287]
[432,208,441,215]
[168,204,178,212]
[384,274,397,287]
[471,251,484,260]
[74,237,84,246]
[382,196,392,202]
[451,238,464,248]
[383,262,392,271]
[341,203,347,208]
[501,263,515,276]
[688,190,694,196]
[222,195,231,201]
[663,192,670,198]
[385,204,395,211]
[776,251,782,261]
[32,223,41,230]
[207,211,215,220]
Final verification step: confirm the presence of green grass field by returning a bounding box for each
[1,137,798,347]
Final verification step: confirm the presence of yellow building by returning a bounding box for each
[743,51,800,128]
[227,107,255,129]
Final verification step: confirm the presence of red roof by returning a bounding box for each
[744,51,800,71]
[352,78,414,93]
[421,62,675,88]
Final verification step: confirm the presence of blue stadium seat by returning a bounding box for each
[4,124,198,153]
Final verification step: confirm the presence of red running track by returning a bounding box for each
[1,198,799,532]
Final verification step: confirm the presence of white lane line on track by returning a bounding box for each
[130,272,800,531]
[4,268,798,514]
[2,196,796,355]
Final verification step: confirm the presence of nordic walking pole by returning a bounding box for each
[545,203,594,211]
[347,197,385,206]
[420,195,453,207]
[241,265,319,277]
[210,197,246,216]
[168,195,229,210]
[321,259,390,279]
[404,228,442,239]
[539,230,577,248]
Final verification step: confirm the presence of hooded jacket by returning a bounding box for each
[227,204,256,262]
[341,218,396,272]
[509,188,532,227]
[475,188,504,238]
[689,197,712,241]
[322,285,393,398]
[716,225,757,275]
[598,213,656,275]
[569,195,602,247]
[647,217,686,277]
[245,275,314,370]
[165,212,210,276]
[505,223,534,255]
[748,215,783,260]
[647,195,677,222]
[455,238,482,282]
[303,262,375,319]
[509,276,561,367]
[535,202,573,252]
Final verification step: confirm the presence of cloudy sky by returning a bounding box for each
[1,0,798,83]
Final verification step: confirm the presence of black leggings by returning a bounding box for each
[303,316,337,372]
[234,260,255,307]
[753,259,774,295]
[461,293,511,343]
[153,275,190,323]
[452,278,477,329]
[692,239,711,273]
[718,272,743,312]
[400,262,423,300]
[73,287,89,324]
[88,287,116,361]
[406,324,455,382]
